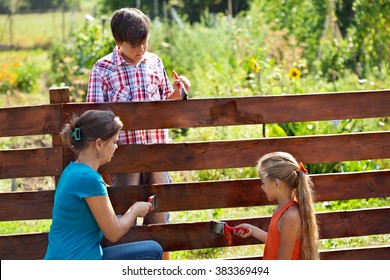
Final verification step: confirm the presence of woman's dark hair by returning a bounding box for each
[61,110,123,154]
[110,8,150,46]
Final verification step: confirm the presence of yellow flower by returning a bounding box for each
[250,57,260,73]
[289,68,301,80]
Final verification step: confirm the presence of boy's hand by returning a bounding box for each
[169,74,191,100]
[174,75,191,92]
[171,75,191,100]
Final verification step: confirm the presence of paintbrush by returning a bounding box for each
[210,221,250,235]
[148,195,157,211]
[172,69,188,100]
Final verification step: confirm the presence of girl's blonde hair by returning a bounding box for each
[257,151,319,260]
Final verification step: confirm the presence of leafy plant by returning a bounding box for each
[0,60,41,94]
[48,21,114,101]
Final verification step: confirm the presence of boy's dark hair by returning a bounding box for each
[110,8,150,46]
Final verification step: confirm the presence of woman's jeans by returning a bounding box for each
[102,241,163,260]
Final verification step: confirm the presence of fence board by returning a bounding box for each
[1,208,388,260]
[0,105,60,137]
[230,246,390,260]
[61,90,390,129]
[90,132,390,173]
[319,246,390,260]
[0,148,63,179]
[100,207,390,251]
[1,170,388,221]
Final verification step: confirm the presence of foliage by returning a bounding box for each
[269,118,388,175]
[0,60,41,94]
[317,38,353,84]
[347,0,390,77]
[48,21,114,101]
[96,0,249,21]
[250,0,327,65]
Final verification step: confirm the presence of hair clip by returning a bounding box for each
[72,127,81,141]
[297,162,308,174]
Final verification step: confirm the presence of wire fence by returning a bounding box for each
[0,7,97,49]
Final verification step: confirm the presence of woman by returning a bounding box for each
[45,110,162,260]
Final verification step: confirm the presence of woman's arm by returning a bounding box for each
[85,195,151,242]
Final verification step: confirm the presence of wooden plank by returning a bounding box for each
[0,148,63,179]
[90,132,390,173]
[0,170,388,221]
[0,190,54,221]
[0,208,389,259]
[108,170,390,214]
[318,207,390,239]
[319,245,390,260]
[49,87,69,186]
[49,87,69,147]
[100,207,390,251]
[0,233,48,260]
[228,246,390,260]
[2,132,387,180]
[61,90,390,129]
[312,170,390,201]
[0,105,60,137]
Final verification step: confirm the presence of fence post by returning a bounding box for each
[49,87,70,187]
[8,10,13,49]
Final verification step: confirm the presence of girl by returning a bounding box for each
[45,110,162,260]
[234,152,319,260]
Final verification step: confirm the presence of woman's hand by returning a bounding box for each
[130,201,152,218]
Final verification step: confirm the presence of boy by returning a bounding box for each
[87,8,191,259]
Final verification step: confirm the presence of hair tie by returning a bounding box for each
[72,127,81,141]
[297,162,308,174]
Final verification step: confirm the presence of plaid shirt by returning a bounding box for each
[87,47,173,145]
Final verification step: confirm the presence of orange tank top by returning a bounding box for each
[263,201,301,260]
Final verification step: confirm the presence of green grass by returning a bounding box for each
[0,1,98,49]
[0,220,51,234]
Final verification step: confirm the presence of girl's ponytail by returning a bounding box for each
[296,169,319,260]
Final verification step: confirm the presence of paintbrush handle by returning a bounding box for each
[225,224,250,234]
[172,70,188,100]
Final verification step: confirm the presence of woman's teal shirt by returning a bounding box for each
[44,162,107,260]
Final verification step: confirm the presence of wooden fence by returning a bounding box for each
[0,87,389,259]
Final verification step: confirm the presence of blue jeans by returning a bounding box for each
[102,241,163,260]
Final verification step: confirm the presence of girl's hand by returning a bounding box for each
[233,223,253,238]
[130,201,152,218]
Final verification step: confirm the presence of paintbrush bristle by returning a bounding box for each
[210,221,225,234]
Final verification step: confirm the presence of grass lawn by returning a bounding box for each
[0,1,98,49]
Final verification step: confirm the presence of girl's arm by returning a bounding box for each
[277,206,302,260]
[234,223,267,243]
[85,195,151,242]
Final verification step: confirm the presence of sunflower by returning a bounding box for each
[289,67,301,80]
[250,57,260,73]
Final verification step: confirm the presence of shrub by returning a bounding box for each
[0,61,41,94]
